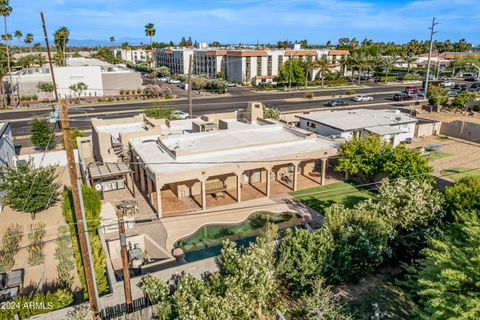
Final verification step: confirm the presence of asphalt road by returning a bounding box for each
[2,83,419,145]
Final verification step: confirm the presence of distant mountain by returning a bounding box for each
[68,37,146,47]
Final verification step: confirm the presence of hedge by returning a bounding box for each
[62,185,109,299]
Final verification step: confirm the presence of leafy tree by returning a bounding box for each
[205,78,227,94]
[138,274,172,319]
[53,26,69,66]
[301,278,351,320]
[144,106,179,120]
[263,105,280,120]
[277,228,328,295]
[36,81,54,100]
[276,58,306,86]
[408,210,480,319]
[69,82,88,100]
[427,85,449,109]
[0,160,60,216]
[191,76,208,90]
[70,128,85,149]
[451,90,478,110]
[24,32,33,51]
[31,116,55,148]
[143,84,172,98]
[321,204,390,284]
[13,29,21,49]
[155,66,170,77]
[444,176,480,214]
[315,55,331,87]
[380,144,433,182]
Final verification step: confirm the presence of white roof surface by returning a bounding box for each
[132,124,336,175]
[96,122,147,140]
[366,126,408,136]
[296,109,417,131]
[160,119,194,136]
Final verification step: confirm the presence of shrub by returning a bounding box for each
[257,82,273,91]
[136,88,142,94]
[345,89,356,95]
[119,89,125,95]
[144,107,178,120]
[55,226,75,289]
[263,105,280,120]
[304,92,314,99]
[70,128,85,149]
[403,74,422,81]
[32,94,38,101]
[143,84,172,98]
[28,222,46,266]
[0,224,23,272]
[125,89,130,95]
[31,117,55,148]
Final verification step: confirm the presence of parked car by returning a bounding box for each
[470,82,480,89]
[324,100,348,107]
[226,82,237,87]
[171,110,189,119]
[393,93,413,101]
[168,79,181,84]
[351,95,374,102]
[441,80,455,87]
[159,77,168,82]
[405,86,420,93]
[447,89,458,97]
[464,76,477,81]
[417,91,426,99]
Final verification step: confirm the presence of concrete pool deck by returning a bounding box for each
[160,196,306,251]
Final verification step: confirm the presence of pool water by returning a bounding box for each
[174,211,305,262]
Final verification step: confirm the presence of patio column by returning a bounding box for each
[266,168,271,197]
[147,176,153,203]
[156,182,163,218]
[236,173,242,202]
[321,158,328,186]
[130,172,135,197]
[293,162,299,191]
[133,160,139,182]
[139,163,146,192]
[201,179,207,211]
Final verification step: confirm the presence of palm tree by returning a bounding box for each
[121,41,131,62]
[24,33,33,51]
[54,26,70,66]
[33,42,40,52]
[382,56,398,83]
[144,23,155,50]
[356,53,372,84]
[301,56,317,89]
[315,55,330,87]
[14,30,21,52]
[109,36,115,47]
[0,0,14,106]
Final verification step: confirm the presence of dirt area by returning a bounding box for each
[417,110,480,124]
[409,135,480,180]
[0,166,82,291]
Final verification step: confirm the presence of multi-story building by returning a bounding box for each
[113,48,153,64]
[0,122,14,213]
[154,47,349,84]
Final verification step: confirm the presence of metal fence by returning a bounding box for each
[99,296,156,320]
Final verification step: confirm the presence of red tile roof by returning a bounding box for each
[226,50,268,57]
[328,50,350,56]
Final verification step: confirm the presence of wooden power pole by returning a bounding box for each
[117,201,134,312]
[42,12,99,314]
[188,54,193,118]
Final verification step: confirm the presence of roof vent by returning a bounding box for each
[395,117,402,121]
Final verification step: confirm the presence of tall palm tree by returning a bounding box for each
[14,29,21,52]
[33,42,40,52]
[109,36,115,47]
[0,0,14,106]
[24,33,33,51]
[356,53,372,84]
[54,26,70,66]
[301,56,317,89]
[144,23,155,50]
[0,50,8,107]
[382,56,398,83]
[315,55,330,87]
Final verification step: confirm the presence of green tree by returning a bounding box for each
[69,82,88,101]
[0,160,60,216]
[0,224,23,272]
[263,105,280,120]
[444,176,480,214]
[451,90,478,110]
[277,228,328,295]
[31,116,55,148]
[427,85,449,109]
[276,58,306,86]
[381,55,398,83]
[0,0,14,106]
[109,36,115,47]
[408,210,480,319]
[301,278,351,320]
[24,32,33,51]
[144,106,178,120]
[155,66,170,77]
[53,26,69,66]
[315,55,331,87]
[13,29,21,50]
[138,275,172,319]
[380,144,433,182]
[70,128,85,149]
[36,81,54,102]
[144,23,155,50]
[302,56,318,88]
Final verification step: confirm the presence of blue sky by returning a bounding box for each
[6,0,480,45]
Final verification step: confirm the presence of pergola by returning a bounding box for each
[88,162,135,196]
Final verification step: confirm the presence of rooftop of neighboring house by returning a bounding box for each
[131,122,337,175]
[296,109,417,132]
[417,52,480,58]
[155,47,348,57]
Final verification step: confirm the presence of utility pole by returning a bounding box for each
[40,12,59,110]
[424,17,438,98]
[42,13,99,314]
[116,201,134,313]
[288,53,293,91]
[187,53,193,118]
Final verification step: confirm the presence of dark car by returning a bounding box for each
[470,82,480,89]
[393,93,414,101]
[324,100,348,107]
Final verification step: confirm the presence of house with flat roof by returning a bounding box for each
[0,122,14,212]
[297,109,417,146]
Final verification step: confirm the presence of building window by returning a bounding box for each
[267,56,272,76]
[306,121,316,129]
[278,55,283,69]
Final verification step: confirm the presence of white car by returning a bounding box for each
[226,82,237,87]
[442,80,455,87]
[171,110,189,119]
[351,95,374,102]
[169,79,181,84]
[159,77,168,82]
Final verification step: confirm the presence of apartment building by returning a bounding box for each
[154,47,348,84]
[113,48,153,64]
[6,58,142,99]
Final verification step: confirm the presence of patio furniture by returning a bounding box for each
[6,269,24,290]
[0,287,19,302]
[214,192,225,199]
[206,181,227,197]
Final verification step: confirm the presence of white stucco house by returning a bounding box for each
[296,109,417,146]
[0,122,14,212]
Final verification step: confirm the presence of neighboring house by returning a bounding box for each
[154,46,349,84]
[297,109,417,146]
[5,58,142,100]
[0,122,14,212]
[113,48,153,64]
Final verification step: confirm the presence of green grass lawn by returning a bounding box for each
[290,181,375,214]
[435,135,450,141]
[441,167,480,180]
[426,149,452,161]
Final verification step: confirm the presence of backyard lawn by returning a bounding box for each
[426,149,452,161]
[441,167,480,181]
[290,181,375,214]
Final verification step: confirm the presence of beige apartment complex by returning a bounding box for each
[154,47,349,84]
[79,103,339,218]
